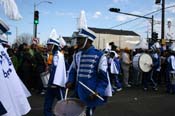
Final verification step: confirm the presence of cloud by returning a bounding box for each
[93,11,101,18]
[55,11,75,17]
[113,0,128,3]
[41,11,50,15]
[116,15,133,22]
[166,3,175,13]
[130,11,142,16]
[104,16,110,20]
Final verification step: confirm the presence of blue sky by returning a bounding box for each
[0,0,175,44]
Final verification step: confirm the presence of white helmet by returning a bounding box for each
[77,28,96,41]
[0,19,9,34]
[151,42,160,51]
[0,33,8,45]
[170,43,175,51]
[47,29,66,48]
[57,36,66,48]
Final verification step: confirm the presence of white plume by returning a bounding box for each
[77,10,87,29]
[58,35,66,48]
[49,29,58,40]
[0,0,22,20]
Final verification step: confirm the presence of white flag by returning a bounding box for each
[53,51,67,87]
[0,44,31,116]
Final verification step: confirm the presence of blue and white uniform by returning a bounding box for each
[67,46,109,107]
[48,50,67,87]
[44,29,67,116]
[109,54,122,91]
[166,54,175,93]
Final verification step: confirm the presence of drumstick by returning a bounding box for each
[144,63,151,66]
[78,81,104,101]
[64,88,69,100]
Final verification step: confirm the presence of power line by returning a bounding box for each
[109,4,175,29]
[126,12,160,30]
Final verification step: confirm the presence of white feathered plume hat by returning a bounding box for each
[0,0,22,20]
[47,29,66,48]
[77,27,96,41]
[76,10,96,41]
[0,19,9,44]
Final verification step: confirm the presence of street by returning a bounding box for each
[26,85,175,116]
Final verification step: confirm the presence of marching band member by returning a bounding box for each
[0,20,31,116]
[44,29,67,116]
[166,48,175,94]
[108,51,122,92]
[66,27,111,116]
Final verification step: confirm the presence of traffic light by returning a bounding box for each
[109,8,120,12]
[34,10,39,24]
[155,0,161,4]
[152,32,158,41]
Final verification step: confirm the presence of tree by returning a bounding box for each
[15,33,33,45]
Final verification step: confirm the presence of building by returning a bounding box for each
[89,27,140,50]
[69,27,140,50]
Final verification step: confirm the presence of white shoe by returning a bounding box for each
[126,84,131,88]
[40,91,45,95]
[143,88,148,91]
[116,88,122,92]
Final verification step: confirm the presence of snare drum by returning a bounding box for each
[54,98,86,116]
[132,53,153,72]
[40,71,50,88]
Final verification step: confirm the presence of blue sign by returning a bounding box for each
[6,32,12,35]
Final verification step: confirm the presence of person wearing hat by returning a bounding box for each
[0,33,10,50]
[121,47,132,87]
[166,49,175,94]
[44,29,67,116]
[66,28,111,116]
[108,50,122,92]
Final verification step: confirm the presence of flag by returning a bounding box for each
[53,51,67,87]
[110,59,119,75]
[0,44,31,116]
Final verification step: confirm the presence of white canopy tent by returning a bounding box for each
[134,38,148,49]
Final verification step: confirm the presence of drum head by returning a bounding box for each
[54,98,86,116]
[139,53,153,72]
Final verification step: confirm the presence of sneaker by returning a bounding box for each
[143,88,148,91]
[116,88,122,92]
[126,84,131,88]
[40,91,45,95]
[112,86,117,89]
[153,87,158,91]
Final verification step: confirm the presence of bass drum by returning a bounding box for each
[132,53,153,72]
[54,98,86,116]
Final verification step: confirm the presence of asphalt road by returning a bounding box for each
[26,85,175,116]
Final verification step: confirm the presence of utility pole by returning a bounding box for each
[155,0,165,44]
[33,4,37,38]
[33,1,52,39]
[161,0,165,41]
